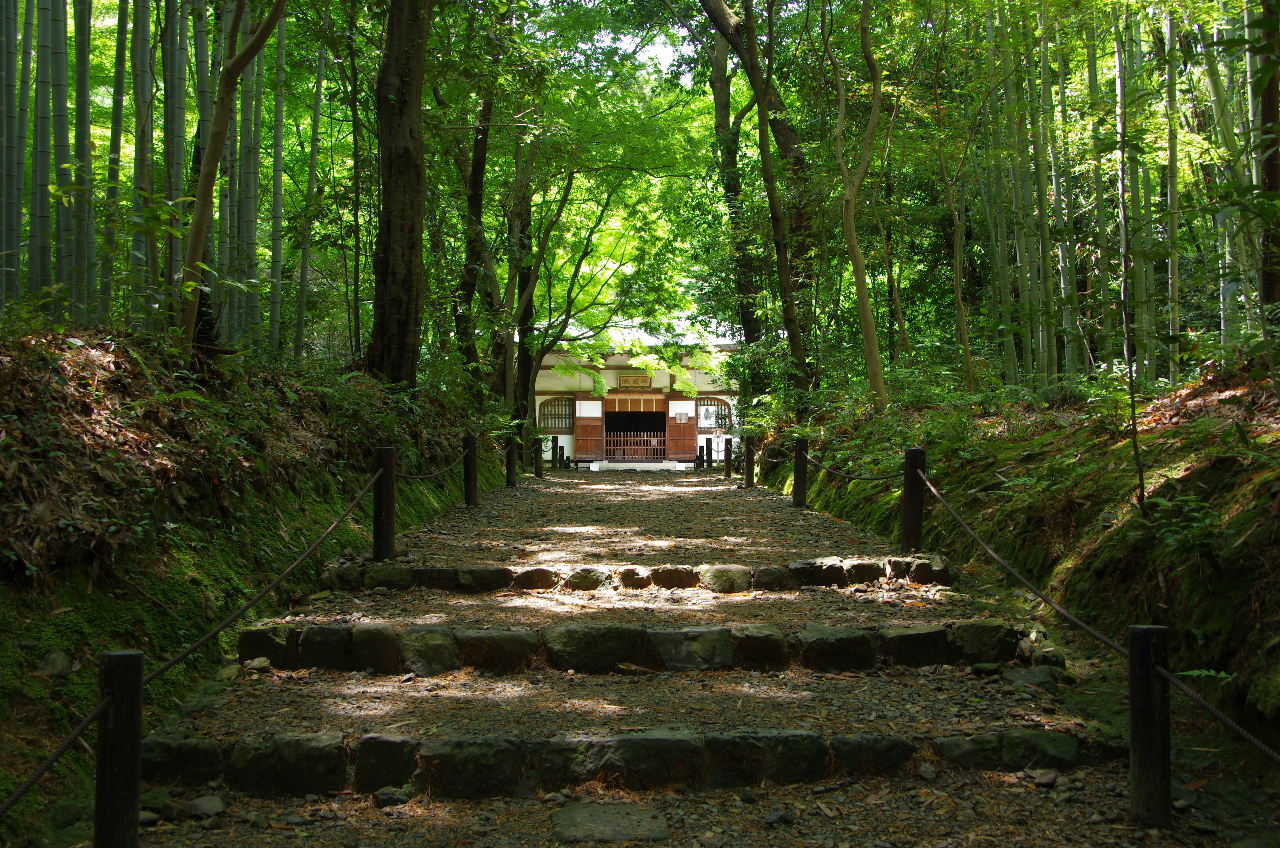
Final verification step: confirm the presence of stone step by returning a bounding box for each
[146,653,1102,801]
[319,554,953,594]
[142,724,1107,801]
[237,618,1040,676]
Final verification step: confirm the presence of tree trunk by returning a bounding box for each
[72,0,95,323]
[175,0,287,352]
[294,35,325,360]
[29,0,51,300]
[100,0,127,321]
[267,15,284,358]
[823,1,889,409]
[1259,0,1280,310]
[454,97,495,394]
[365,0,433,386]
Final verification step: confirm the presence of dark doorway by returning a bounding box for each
[604,411,666,461]
[606,411,664,433]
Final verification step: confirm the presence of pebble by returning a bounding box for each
[764,810,794,827]
[918,762,937,780]
[187,795,226,819]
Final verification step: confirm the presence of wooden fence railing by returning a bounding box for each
[604,431,666,461]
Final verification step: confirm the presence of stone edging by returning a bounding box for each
[141,725,1114,799]
[236,618,1056,677]
[318,554,953,594]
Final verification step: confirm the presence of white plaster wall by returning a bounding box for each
[541,434,574,459]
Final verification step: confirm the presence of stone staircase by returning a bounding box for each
[135,471,1133,844]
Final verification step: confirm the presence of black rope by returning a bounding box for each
[142,469,383,685]
[918,468,1280,766]
[0,696,113,819]
[399,453,465,480]
[802,451,900,482]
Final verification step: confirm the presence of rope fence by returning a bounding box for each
[399,452,466,480]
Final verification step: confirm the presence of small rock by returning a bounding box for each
[764,810,794,827]
[1029,768,1059,789]
[544,792,566,804]
[918,762,936,780]
[138,810,161,826]
[698,833,727,847]
[739,789,759,804]
[372,786,411,808]
[187,795,226,819]
[243,656,271,672]
[281,814,311,825]
[35,649,71,677]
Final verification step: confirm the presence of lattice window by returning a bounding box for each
[538,397,574,433]
[696,398,732,431]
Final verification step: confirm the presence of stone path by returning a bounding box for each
[136,471,1233,846]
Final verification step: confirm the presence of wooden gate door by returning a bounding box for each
[573,396,604,460]
[666,399,696,460]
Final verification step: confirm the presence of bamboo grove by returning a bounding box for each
[0,0,1278,418]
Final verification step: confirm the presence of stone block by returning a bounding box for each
[650,565,699,589]
[455,629,540,672]
[552,803,669,843]
[751,565,793,591]
[931,729,1080,771]
[227,732,347,795]
[401,626,460,676]
[788,557,848,587]
[298,624,357,670]
[831,733,916,774]
[321,563,363,591]
[617,566,653,589]
[575,731,705,789]
[564,567,611,591]
[910,554,953,585]
[697,565,752,594]
[791,625,878,671]
[353,734,420,793]
[140,731,224,786]
[878,625,958,667]
[731,625,790,670]
[647,627,734,671]
[352,623,403,674]
[885,557,916,579]
[415,737,526,798]
[236,625,298,669]
[512,568,560,590]
[843,558,888,584]
[543,624,652,673]
[363,563,414,590]
[950,620,1021,665]
[414,567,460,590]
[704,730,827,787]
[457,567,514,593]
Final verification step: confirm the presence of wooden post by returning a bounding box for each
[95,650,143,848]
[1129,625,1171,827]
[533,437,544,479]
[724,437,733,478]
[463,436,478,507]
[373,446,396,561]
[792,437,808,509]
[551,436,559,471]
[705,437,714,471]
[696,445,704,469]
[557,445,566,469]
[744,435,756,488]
[505,435,518,487]
[900,447,926,554]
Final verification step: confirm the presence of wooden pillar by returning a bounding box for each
[463,436,478,507]
[900,447,926,553]
[1129,625,1171,827]
[744,435,755,488]
[792,437,808,509]
[95,651,144,848]
[724,437,733,478]
[373,446,396,561]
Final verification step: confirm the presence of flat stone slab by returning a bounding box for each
[552,803,669,843]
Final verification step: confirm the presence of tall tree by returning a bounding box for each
[366,0,434,385]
